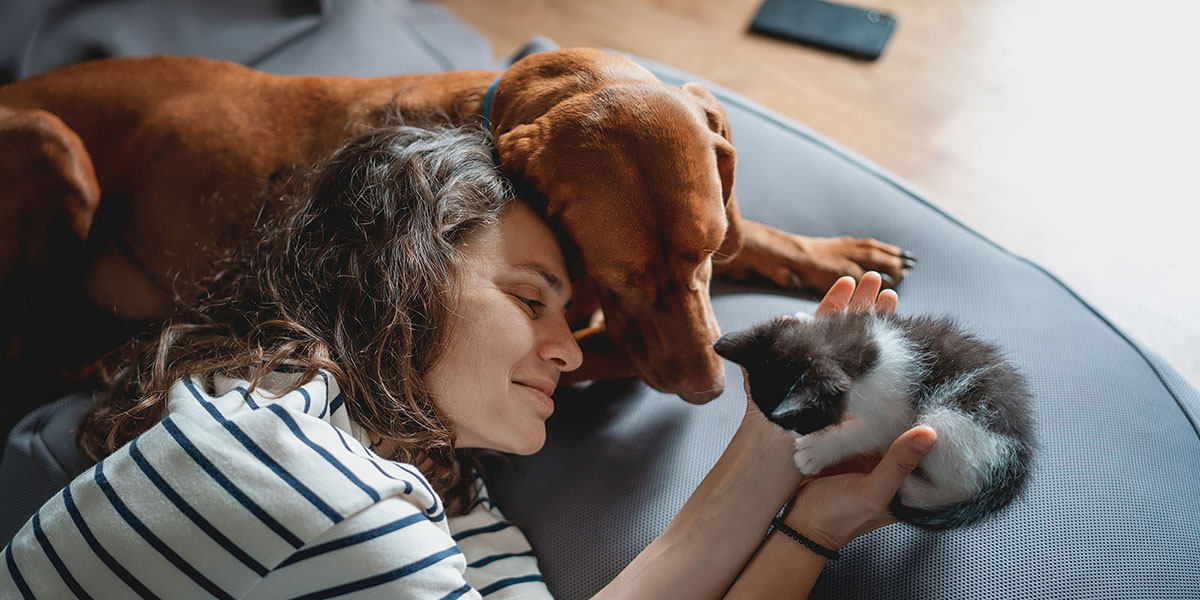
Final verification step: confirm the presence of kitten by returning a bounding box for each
[714,311,1035,530]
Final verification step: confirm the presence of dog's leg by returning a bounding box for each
[563,324,637,384]
[562,276,638,383]
[714,220,916,292]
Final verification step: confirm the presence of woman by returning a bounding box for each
[0,121,935,599]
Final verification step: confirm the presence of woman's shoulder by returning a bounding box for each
[166,369,347,428]
[5,420,459,600]
[155,370,448,523]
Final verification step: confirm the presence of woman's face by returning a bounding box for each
[427,200,583,455]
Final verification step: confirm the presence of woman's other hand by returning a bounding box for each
[784,425,937,550]
[815,271,898,317]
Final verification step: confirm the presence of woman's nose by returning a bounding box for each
[543,316,584,372]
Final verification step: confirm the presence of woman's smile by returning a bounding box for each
[513,379,556,417]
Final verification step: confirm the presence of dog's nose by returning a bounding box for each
[673,367,726,404]
[678,386,723,404]
[637,346,727,404]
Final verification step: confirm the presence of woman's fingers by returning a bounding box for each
[815,276,856,317]
[816,271,898,317]
[876,289,899,315]
[848,271,882,313]
[862,425,937,502]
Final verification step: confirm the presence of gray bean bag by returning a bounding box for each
[2,2,1198,598]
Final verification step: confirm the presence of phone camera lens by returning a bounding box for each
[867,11,885,23]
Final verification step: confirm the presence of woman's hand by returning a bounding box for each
[784,425,936,550]
[780,271,936,550]
[814,271,898,317]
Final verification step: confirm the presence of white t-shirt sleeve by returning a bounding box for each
[450,480,554,600]
[245,494,482,600]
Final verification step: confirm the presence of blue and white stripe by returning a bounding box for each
[1,370,551,599]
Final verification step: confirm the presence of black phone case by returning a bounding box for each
[750,0,897,60]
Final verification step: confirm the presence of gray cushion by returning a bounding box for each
[0,394,94,545]
[480,55,1200,599]
[0,0,491,82]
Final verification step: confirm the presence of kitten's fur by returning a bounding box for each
[714,311,1035,530]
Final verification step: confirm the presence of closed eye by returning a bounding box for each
[515,295,545,315]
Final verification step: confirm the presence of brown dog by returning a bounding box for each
[0,48,911,411]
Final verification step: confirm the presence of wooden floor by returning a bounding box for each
[440,0,1200,392]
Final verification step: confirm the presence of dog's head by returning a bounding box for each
[492,49,741,403]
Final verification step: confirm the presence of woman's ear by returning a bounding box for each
[680,83,742,265]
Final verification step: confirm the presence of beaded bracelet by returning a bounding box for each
[767,516,841,560]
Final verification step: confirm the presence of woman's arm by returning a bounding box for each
[724,530,829,599]
[724,272,936,598]
[723,425,937,599]
[592,404,807,600]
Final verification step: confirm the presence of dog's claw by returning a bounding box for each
[715,226,917,294]
[880,273,895,287]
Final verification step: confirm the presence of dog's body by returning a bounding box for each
[0,49,912,416]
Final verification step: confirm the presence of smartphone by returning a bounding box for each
[749,0,897,61]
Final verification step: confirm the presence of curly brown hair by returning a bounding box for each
[79,118,514,514]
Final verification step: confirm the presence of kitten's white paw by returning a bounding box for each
[792,437,824,475]
[792,450,821,475]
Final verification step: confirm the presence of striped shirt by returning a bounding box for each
[1,370,552,599]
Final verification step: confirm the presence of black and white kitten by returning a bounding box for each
[714,311,1035,530]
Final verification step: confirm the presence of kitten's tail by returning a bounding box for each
[891,437,1036,531]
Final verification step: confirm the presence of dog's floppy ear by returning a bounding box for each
[495,116,562,213]
[681,83,742,265]
[0,107,100,244]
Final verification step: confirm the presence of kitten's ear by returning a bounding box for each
[769,386,840,435]
[713,328,765,367]
[771,372,851,434]
[820,369,853,397]
[770,389,811,421]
